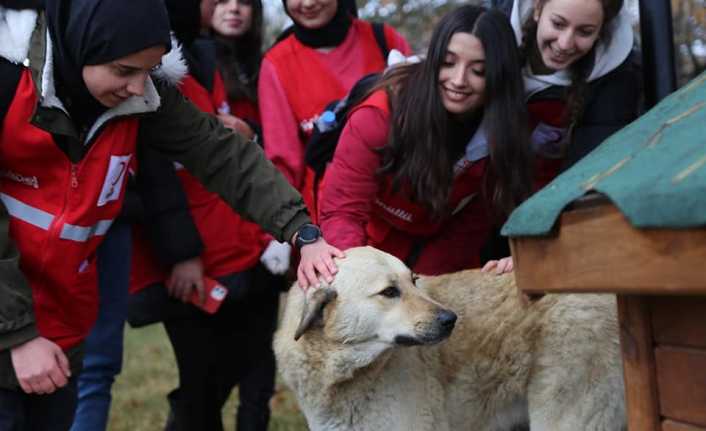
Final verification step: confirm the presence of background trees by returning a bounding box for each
[263,0,705,84]
[672,0,706,83]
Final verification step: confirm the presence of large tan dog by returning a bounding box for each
[275,247,625,431]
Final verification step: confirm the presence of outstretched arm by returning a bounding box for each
[319,105,390,250]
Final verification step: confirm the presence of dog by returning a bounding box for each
[274,246,625,431]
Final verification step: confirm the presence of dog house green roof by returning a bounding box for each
[502,71,706,237]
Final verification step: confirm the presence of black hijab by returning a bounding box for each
[0,0,44,9]
[45,0,172,128]
[282,0,356,48]
[163,0,200,47]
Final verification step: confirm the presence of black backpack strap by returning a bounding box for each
[0,58,23,127]
[371,22,389,61]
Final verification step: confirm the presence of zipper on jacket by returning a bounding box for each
[37,161,75,294]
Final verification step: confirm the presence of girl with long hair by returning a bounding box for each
[512,0,640,182]
[127,2,289,429]
[482,0,641,274]
[211,0,263,129]
[319,5,532,275]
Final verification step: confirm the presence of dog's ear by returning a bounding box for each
[294,287,337,341]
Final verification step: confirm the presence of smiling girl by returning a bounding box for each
[482,0,641,280]
[512,0,640,181]
[319,6,532,275]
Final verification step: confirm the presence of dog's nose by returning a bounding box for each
[437,310,457,329]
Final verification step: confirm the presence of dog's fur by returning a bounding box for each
[275,247,625,431]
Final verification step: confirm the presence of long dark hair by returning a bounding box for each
[212,0,264,103]
[377,6,531,219]
[521,0,624,137]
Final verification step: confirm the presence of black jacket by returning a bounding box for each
[530,53,642,171]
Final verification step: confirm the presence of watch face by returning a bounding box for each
[297,224,321,245]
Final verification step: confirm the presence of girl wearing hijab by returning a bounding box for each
[258,0,411,220]
[0,1,341,428]
[319,6,532,276]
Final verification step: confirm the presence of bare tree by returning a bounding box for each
[671,0,706,83]
[261,0,704,84]
[357,0,480,52]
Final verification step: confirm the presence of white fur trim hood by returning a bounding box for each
[510,0,635,97]
[152,34,188,86]
[0,7,38,64]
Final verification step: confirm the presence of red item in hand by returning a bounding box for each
[189,277,228,314]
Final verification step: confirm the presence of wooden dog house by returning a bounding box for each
[503,72,706,431]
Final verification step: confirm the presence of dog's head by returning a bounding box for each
[294,246,457,347]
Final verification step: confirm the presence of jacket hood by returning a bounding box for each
[0,7,186,144]
[44,0,172,127]
[510,0,635,96]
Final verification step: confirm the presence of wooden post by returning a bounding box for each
[617,295,660,431]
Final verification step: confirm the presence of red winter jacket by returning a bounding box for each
[259,19,410,220]
[130,69,267,293]
[320,91,493,275]
[1,69,137,350]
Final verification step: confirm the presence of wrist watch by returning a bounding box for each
[294,223,322,249]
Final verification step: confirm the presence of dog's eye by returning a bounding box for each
[379,286,400,298]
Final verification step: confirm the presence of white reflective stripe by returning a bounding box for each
[60,219,114,242]
[0,193,55,230]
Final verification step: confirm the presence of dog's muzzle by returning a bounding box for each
[394,309,457,346]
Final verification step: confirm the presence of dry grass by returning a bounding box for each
[108,324,307,431]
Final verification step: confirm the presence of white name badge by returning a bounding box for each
[97,155,132,207]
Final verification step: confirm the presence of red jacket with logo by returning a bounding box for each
[261,19,410,220]
[130,69,267,292]
[0,69,136,350]
[320,91,493,275]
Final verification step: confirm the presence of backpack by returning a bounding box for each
[303,22,390,179]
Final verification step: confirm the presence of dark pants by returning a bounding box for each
[0,378,78,431]
[163,264,282,431]
[71,222,132,431]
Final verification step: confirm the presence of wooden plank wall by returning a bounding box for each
[663,420,706,431]
[651,297,706,430]
[618,296,661,431]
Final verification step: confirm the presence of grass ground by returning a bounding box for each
[107,324,308,431]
